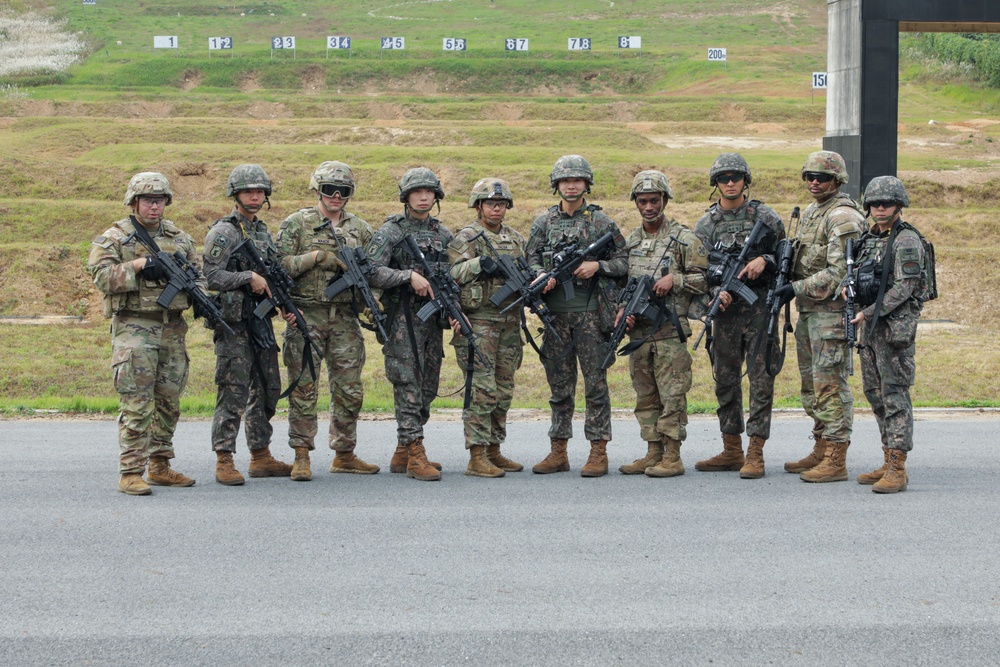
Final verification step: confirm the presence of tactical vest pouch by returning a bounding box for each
[855,260,882,307]
[886,310,917,349]
[459,283,483,311]
[900,222,937,302]
[218,290,246,323]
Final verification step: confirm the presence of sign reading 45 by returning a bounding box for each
[381,37,405,50]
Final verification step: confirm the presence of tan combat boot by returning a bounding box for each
[487,444,524,472]
[857,446,891,485]
[215,451,245,486]
[390,443,441,473]
[784,438,827,473]
[532,438,570,474]
[872,449,908,494]
[406,438,442,481]
[330,450,380,475]
[248,446,293,478]
[146,455,196,487]
[619,441,664,475]
[695,433,745,472]
[646,438,685,478]
[581,440,609,478]
[466,445,505,478]
[800,441,850,483]
[739,436,766,479]
[291,447,312,482]
[118,473,152,496]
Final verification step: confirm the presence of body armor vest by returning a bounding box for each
[104,217,191,316]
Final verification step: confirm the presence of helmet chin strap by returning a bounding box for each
[560,192,585,202]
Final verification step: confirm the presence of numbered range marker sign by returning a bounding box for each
[82,0,96,5]
[381,37,405,50]
[617,36,641,49]
[153,36,178,49]
[327,36,352,50]
[272,36,296,49]
[568,38,591,51]
[208,37,233,50]
[505,38,528,52]
[812,72,828,89]
[443,38,467,52]
[707,48,727,62]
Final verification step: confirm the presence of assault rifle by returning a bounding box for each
[844,238,858,376]
[499,231,616,314]
[762,206,800,376]
[324,246,389,343]
[401,234,491,371]
[692,216,769,351]
[601,235,687,370]
[125,217,233,335]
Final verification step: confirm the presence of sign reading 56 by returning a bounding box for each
[443,38,467,51]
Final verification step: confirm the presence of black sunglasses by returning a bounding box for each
[320,184,353,198]
[804,172,835,184]
[715,173,744,185]
[867,201,896,209]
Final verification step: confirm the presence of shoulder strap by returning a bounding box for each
[867,221,903,337]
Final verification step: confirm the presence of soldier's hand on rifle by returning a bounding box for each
[718,290,733,312]
[249,271,270,296]
[573,260,600,280]
[131,257,148,272]
[478,256,500,278]
[362,297,383,325]
[653,273,674,297]
[410,271,433,298]
[738,256,767,281]
[773,284,796,307]
[850,311,865,326]
[314,250,347,272]
[449,317,462,335]
[279,309,297,324]
[532,273,557,294]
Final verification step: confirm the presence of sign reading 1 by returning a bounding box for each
[443,38,467,51]
[272,36,295,49]
[707,48,727,61]
[208,37,233,50]
[153,36,178,49]
[568,38,591,51]
[505,38,528,51]
[381,37,405,50]
[327,36,352,49]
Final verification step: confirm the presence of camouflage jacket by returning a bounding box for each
[275,207,374,307]
[449,220,526,323]
[203,208,280,323]
[624,218,708,340]
[856,220,925,344]
[792,193,866,313]
[88,216,202,318]
[693,198,784,295]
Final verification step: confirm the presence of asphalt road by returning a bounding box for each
[1,412,999,666]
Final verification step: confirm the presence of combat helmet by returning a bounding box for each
[468,177,514,209]
[310,161,356,197]
[226,164,272,197]
[398,167,445,203]
[629,170,674,201]
[123,172,172,207]
[801,150,849,185]
[549,154,594,191]
[862,175,909,211]
[709,153,752,187]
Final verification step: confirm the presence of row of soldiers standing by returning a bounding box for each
[88,150,928,496]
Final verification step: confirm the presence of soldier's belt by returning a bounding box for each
[114,309,186,323]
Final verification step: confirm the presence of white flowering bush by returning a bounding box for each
[0,12,84,77]
[0,83,30,99]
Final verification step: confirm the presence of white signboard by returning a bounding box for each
[568,38,591,51]
[617,36,641,49]
[271,36,296,49]
[208,37,233,51]
[812,72,829,89]
[443,38,467,51]
[707,48,727,61]
[82,0,96,5]
[327,36,352,49]
[505,38,529,52]
[381,37,405,50]
[153,36,178,49]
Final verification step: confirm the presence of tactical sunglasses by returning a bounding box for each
[320,184,353,198]
[480,200,509,209]
[867,201,896,209]
[804,172,835,183]
[715,173,744,185]
[138,196,168,206]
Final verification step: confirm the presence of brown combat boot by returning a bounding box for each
[390,443,441,473]
[215,451,245,486]
[466,445,505,478]
[532,438,570,474]
[857,447,891,485]
[872,449,908,494]
[291,447,312,482]
[581,440,609,478]
[330,450,380,475]
[406,438,442,481]
[248,446,293,478]
[619,441,664,475]
[118,473,152,496]
[784,438,828,473]
[739,436,766,479]
[146,456,196,487]
[695,433,745,472]
[487,444,524,472]
[800,441,850,483]
[646,438,685,478]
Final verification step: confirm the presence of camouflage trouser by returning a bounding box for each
[210,325,281,453]
[111,314,189,475]
[540,310,612,442]
[283,305,365,452]
[384,318,443,444]
[709,297,775,439]
[795,310,853,444]
[453,315,524,449]
[858,324,916,452]
[629,336,691,443]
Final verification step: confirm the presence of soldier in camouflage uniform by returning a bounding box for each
[618,170,709,478]
[448,178,527,478]
[88,172,198,495]
[366,167,450,481]
[693,154,785,479]
[526,155,628,478]
[776,151,867,483]
[849,176,926,494]
[275,161,379,482]
[203,164,294,485]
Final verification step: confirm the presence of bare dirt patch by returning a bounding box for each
[180,69,202,91]
[301,65,326,94]
[239,72,261,93]
[246,101,291,119]
[367,101,407,120]
[487,103,524,121]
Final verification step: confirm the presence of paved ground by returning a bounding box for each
[2,412,999,666]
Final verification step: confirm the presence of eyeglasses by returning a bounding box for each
[715,173,744,185]
[138,196,168,207]
[867,201,896,210]
[320,184,353,198]
[804,172,835,184]
[480,200,509,209]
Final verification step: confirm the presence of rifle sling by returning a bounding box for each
[866,221,902,340]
